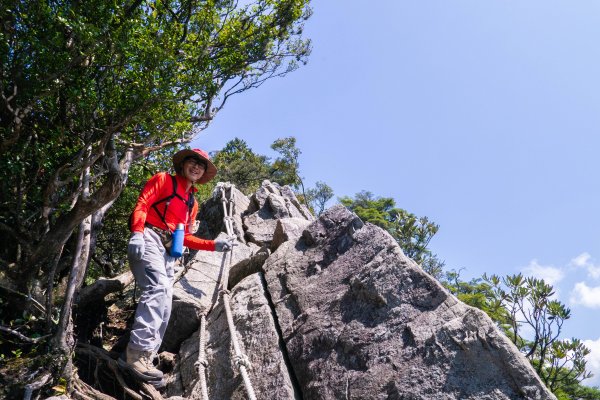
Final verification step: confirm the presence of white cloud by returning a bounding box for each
[571,252,592,268]
[570,282,600,308]
[583,338,600,387]
[521,259,565,286]
[569,252,600,280]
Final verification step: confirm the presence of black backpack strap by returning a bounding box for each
[151,175,178,233]
[186,191,195,216]
[149,175,195,232]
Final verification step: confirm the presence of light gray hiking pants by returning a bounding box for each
[128,228,176,353]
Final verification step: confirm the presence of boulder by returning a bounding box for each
[261,204,555,400]
[271,217,311,252]
[162,234,258,352]
[174,273,297,400]
[196,183,251,243]
[158,185,555,400]
[243,181,313,247]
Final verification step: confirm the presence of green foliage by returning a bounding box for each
[444,270,512,330]
[211,138,271,194]
[270,137,303,189]
[339,191,444,279]
[340,191,395,229]
[210,136,312,198]
[555,383,600,400]
[305,181,334,215]
[0,0,312,288]
[445,271,596,396]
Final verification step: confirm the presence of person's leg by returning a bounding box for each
[129,229,171,351]
[154,255,176,354]
[121,229,168,381]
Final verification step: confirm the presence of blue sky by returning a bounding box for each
[193,1,600,386]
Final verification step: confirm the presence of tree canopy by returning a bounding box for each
[0,0,311,271]
[445,270,600,398]
[0,0,312,394]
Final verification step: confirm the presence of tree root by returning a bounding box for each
[77,271,134,310]
[74,343,164,400]
[23,371,51,400]
[139,383,164,400]
[72,375,117,400]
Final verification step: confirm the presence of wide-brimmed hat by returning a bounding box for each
[172,148,217,184]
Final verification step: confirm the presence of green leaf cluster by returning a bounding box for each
[208,136,309,195]
[443,271,600,398]
[305,181,334,216]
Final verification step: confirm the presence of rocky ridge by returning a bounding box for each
[160,181,555,400]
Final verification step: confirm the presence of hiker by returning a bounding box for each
[119,148,233,386]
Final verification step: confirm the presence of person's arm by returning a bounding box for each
[183,201,216,251]
[130,173,169,233]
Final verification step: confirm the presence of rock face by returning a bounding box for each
[162,182,555,400]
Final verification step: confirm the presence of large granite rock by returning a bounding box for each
[196,183,251,243]
[262,205,555,400]
[173,273,297,400]
[158,185,555,400]
[243,181,313,247]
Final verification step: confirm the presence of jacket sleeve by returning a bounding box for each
[183,201,216,251]
[130,173,168,233]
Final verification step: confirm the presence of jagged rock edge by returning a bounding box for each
[178,182,310,398]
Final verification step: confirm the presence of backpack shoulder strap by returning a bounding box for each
[187,191,195,213]
[150,175,178,232]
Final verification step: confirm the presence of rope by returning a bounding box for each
[222,289,257,400]
[218,184,257,400]
[193,184,258,400]
[189,184,257,399]
[195,312,209,400]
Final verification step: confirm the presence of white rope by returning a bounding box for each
[195,312,209,400]
[219,185,257,400]
[193,184,257,400]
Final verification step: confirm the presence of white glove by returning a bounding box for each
[128,232,145,260]
[214,237,238,252]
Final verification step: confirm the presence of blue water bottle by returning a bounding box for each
[171,223,185,257]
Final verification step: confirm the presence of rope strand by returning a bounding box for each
[195,312,209,400]
[194,184,257,400]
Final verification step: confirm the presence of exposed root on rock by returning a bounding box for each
[74,343,164,400]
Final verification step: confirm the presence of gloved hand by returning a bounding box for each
[128,232,145,260]
[214,237,238,252]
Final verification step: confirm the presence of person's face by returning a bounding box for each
[182,158,206,183]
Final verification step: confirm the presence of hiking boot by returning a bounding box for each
[118,346,164,382]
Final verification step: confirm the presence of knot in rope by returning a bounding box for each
[233,354,253,371]
[195,358,209,368]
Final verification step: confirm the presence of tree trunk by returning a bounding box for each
[51,160,93,389]
[28,143,134,269]
[86,153,134,278]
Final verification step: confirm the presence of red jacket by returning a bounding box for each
[130,172,215,251]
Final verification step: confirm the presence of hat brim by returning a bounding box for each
[173,149,217,184]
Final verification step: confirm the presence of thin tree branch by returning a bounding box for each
[0,284,46,315]
[0,325,50,343]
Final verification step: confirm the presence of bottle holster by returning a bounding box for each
[146,224,173,254]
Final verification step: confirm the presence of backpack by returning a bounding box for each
[129,175,195,233]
